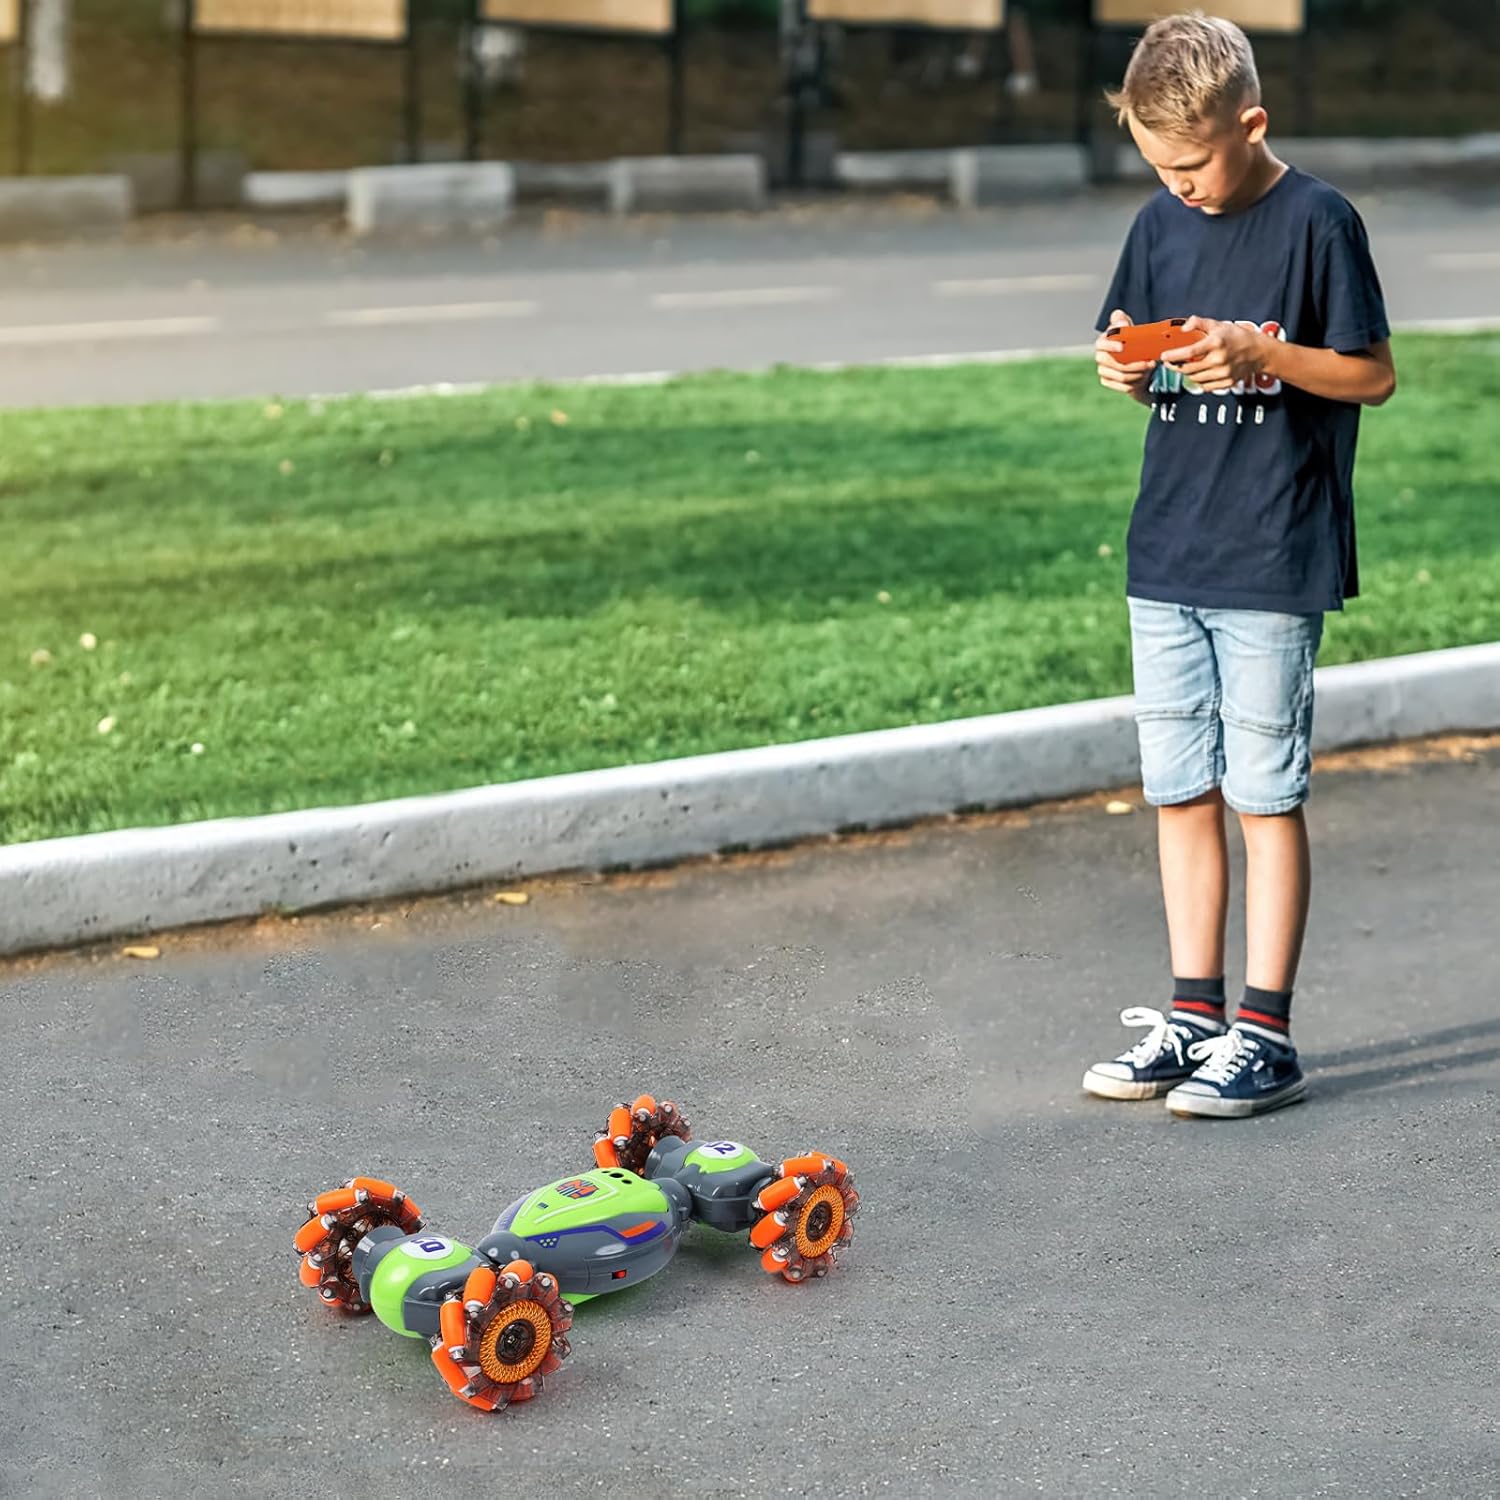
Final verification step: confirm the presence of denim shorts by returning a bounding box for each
[1127,597,1325,815]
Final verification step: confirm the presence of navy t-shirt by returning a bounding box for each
[1097,165,1390,614]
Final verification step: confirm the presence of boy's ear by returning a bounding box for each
[1239,104,1269,145]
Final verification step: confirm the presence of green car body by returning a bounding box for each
[359,1139,773,1340]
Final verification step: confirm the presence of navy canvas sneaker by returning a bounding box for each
[1083,1007,1226,1100]
[1164,1022,1307,1118]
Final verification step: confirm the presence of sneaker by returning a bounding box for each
[1164,1023,1307,1118]
[1082,1006,1225,1100]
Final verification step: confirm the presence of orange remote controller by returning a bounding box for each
[1105,318,1200,363]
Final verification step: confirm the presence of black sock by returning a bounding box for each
[1171,976,1226,1029]
[1238,985,1293,1039]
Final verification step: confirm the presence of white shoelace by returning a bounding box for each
[1186,1027,1256,1085]
[1116,1006,1194,1068]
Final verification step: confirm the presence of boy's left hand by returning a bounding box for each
[1162,317,1270,392]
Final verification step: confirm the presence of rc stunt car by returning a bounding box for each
[293,1094,859,1411]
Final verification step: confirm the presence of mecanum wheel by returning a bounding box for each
[293,1177,424,1312]
[749,1153,859,1283]
[592,1093,692,1175]
[429,1258,574,1411]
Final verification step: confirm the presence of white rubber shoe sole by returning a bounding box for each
[1165,1077,1309,1118]
[1082,1068,1183,1100]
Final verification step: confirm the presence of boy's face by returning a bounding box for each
[1128,106,1269,215]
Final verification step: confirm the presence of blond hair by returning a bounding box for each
[1105,10,1260,136]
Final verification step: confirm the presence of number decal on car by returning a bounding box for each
[400,1236,456,1259]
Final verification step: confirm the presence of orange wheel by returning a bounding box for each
[292,1176,425,1313]
[478,1301,554,1384]
[592,1095,691,1176]
[428,1261,574,1412]
[749,1153,859,1284]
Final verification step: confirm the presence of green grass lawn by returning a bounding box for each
[3,332,1497,846]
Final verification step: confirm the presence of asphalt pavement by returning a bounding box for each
[3,182,1500,406]
[3,739,1496,1498]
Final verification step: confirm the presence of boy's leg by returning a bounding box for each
[1212,607,1323,1035]
[1125,598,1230,985]
[1083,602,1228,1101]
[1158,787,1230,982]
[1240,806,1312,995]
[1163,608,1322,1118]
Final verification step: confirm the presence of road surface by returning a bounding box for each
[3,737,1496,1496]
[3,184,1499,407]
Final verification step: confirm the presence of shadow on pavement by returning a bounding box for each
[1305,1017,1500,1100]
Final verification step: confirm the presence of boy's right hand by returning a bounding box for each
[1095,310,1157,401]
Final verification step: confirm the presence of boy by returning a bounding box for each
[1083,11,1396,1118]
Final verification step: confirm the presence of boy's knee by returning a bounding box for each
[1235,803,1306,825]
[1159,787,1225,812]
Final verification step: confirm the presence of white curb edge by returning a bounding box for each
[2,641,1496,957]
[335,317,1500,408]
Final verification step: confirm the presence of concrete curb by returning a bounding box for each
[607,155,767,215]
[951,145,1088,207]
[335,314,1500,406]
[261,130,1500,215]
[836,132,1500,200]
[107,150,247,213]
[2,641,1495,957]
[244,169,349,211]
[336,155,766,225]
[834,148,953,191]
[0,175,133,239]
[347,162,517,237]
[1107,133,1500,186]
[3,131,1490,242]
[513,159,613,204]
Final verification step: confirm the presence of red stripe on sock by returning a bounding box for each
[1172,999,1225,1018]
[1238,1007,1289,1031]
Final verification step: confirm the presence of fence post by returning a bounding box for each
[667,0,684,154]
[12,0,31,174]
[783,0,811,189]
[1074,1,1093,151]
[179,0,197,209]
[403,0,422,164]
[1294,17,1313,136]
[463,2,482,161]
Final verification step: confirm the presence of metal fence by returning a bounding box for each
[2,1,1497,191]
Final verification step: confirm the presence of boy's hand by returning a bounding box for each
[1164,316,1270,392]
[1095,310,1157,401]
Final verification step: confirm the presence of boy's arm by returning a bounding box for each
[1262,337,1396,406]
[1094,213,1156,407]
[1167,318,1396,406]
[1095,309,1157,407]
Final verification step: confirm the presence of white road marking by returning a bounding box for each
[343,346,1091,402]
[932,274,1100,296]
[650,286,839,310]
[363,381,491,401]
[0,316,221,346]
[324,300,539,327]
[1426,252,1500,271]
[17,297,1489,408]
[358,369,681,401]
[566,369,679,387]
